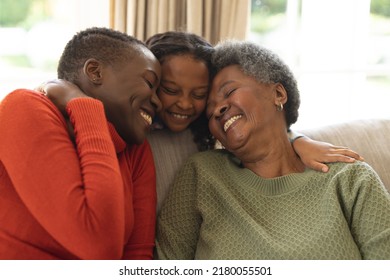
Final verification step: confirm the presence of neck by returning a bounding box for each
[239,136,305,178]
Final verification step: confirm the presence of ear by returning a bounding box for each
[83,58,103,85]
[273,83,288,106]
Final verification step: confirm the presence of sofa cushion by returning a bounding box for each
[301,119,390,192]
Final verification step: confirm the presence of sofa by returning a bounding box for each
[301,119,390,192]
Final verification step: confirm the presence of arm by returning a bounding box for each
[38,79,86,116]
[0,90,125,259]
[37,79,86,141]
[290,131,363,173]
[156,159,201,260]
[122,141,157,260]
[42,80,157,259]
[345,163,390,259]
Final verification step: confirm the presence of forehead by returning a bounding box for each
[119,46,161,76]
[138,45,157,61]
[213,65,245,83]
[162,55,208,70]
[131,45,159,67]
[161,55,209,86]
[210,65,244,92]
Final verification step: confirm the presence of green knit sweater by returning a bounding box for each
[156,149,390,260]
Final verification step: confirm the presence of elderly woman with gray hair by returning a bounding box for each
[156,40,390,260]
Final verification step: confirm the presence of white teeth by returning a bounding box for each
[140,111,152,125]
[224,115,242,132]
[172,113,190,119]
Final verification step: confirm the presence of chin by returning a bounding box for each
[224,138,247,153]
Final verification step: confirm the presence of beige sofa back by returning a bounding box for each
[301,119,390,192]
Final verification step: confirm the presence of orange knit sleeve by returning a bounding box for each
[0,90,125,259]
[122,140,157,259]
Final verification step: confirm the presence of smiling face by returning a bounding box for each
[157,55,209,132]
[94,47,161,145]
[207,65,285,155]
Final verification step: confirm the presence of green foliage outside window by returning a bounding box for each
[251,0,390,35]
[0,0,51,28]
[250,0,287,34]
[0,0,32,26]
[371,0,390,18]
[251,0,286,14]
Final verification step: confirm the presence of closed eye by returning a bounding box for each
[161,86,178,95]
[225,88,237,97]
[144,79,153,89]
[192,92,208,100]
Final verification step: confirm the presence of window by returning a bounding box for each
[250,0,390,130]
[2,0,389,130]
[0,0,109,100]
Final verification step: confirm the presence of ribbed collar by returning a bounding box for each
[228,153,314,196]
[107,122,126,154]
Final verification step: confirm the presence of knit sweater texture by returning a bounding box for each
[156,149,390,260]
[147,128,198,215]
[0,89,156,260]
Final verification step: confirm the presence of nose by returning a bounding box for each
[151,91,162,113]
[177,95,194,110]
[214,103,229,118]
[219,106,228,115]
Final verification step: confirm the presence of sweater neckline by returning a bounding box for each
[107,122,126,153]
[229,154,314,196]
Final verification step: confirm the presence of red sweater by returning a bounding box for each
[0,89,156,259]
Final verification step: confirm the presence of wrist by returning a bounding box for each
[288,130,306,143]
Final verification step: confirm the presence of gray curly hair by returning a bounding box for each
[211,40,300,128]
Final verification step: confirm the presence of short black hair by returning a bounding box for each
[57,27,146,82]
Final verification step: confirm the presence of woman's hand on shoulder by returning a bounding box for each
[292,137,364,173]
[36,79,89,116]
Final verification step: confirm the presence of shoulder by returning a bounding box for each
[172,150,233,185]
[1,89,59,114]
[147,128,196,149]
[186,149,237,168]
[189,148,230,159]
[147,128,199,161]
[2,89,46,105]
[327,161,387,194]
[0,89,63,128]
[328,161,381,181]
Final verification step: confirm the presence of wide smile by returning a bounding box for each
[168,111,192,120]
[140,110,152,125]
[223,114,242,132]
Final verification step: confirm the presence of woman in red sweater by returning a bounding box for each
[0,27,161,259]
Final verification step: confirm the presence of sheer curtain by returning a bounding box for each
[110,0,250,44]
